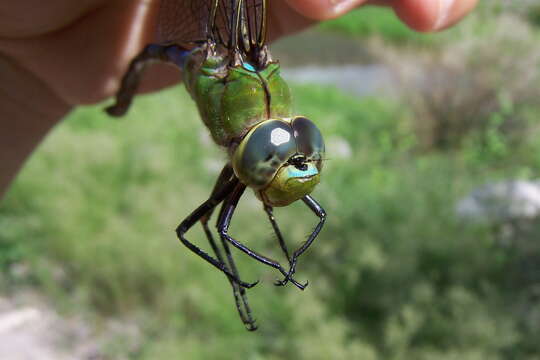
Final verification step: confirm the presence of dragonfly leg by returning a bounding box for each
[217,183,307,290]
[201,218,257,330]
[200,165,257,330]
[176,177,259,290]
[106,44,189,117]
[275,195,326,287]
[263,205,292,264]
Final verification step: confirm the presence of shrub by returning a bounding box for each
[381,15,540,152]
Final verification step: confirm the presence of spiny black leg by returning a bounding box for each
[106,44,189,116]
[199,165,257,330]
[264,205,291,263]
[217,218,257,331]
[264,205,304,288]
[217,183,307,290]
[201,220,257,330]
[276,195,326,287]
[176,178,258,289]
[214,192,258,329]
[201,164,235,224]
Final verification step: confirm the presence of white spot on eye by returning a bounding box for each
[270,128,290,146]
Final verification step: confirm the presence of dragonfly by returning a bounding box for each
[106,0,326,331]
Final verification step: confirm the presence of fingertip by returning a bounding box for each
[392,0,440,32]
[285,0,368,20]
[436,0,479,30]
[392,0,479,32]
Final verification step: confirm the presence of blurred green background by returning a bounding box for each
[2,1,540,359]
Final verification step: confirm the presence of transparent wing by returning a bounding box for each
[156,0,267,51]
[220,0,267,50]
[243,0,267,49]
[157,0,213,46]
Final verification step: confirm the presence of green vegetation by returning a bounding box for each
[318,2,539,46]
[528,4,540,27]
[319,6,432,45]
[1,81,540,357]
[319,6,459,46]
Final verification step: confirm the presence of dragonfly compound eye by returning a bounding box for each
[233,118,325,207]
[291,116,325,172]
[233,120,296,189]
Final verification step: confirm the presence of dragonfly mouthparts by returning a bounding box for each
[288,155,308,171]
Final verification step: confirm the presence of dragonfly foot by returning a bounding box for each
[274,275,308,290]
[245,320,258,331]
[274,261,308,290]
[238,278,259,289]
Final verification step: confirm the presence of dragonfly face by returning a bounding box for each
[232,116,325,207]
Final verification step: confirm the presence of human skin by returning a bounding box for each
[0,0,478,197]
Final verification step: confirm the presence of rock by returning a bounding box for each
[0,307,42,334]
[456,180,540,224]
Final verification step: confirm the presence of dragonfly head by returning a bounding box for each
[232,117,325,207]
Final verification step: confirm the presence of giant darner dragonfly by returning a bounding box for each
[106,0,326,331]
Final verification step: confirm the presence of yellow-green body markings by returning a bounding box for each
[257,164,321,207]
[180,46,324,207]
[183,47,292,147]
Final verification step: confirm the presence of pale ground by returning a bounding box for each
[0,292,140,360]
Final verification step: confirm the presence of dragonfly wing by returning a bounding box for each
[156,0,267,50]
[243,0,267,48]
[224,0,267,49]
[157,0,213,46]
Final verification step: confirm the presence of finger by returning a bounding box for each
[0,0,160,104]
[283,0,368,20]
[268,1,315,40]
[284,0,478,31]
[0,0,105,38]
[389,0,479,32]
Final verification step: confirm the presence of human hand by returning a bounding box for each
[274,0,479,36]
[0,0,478,196]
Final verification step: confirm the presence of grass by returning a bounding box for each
[318,6,461,46]
[528,4,540,27]
[317,3,536,47]
[1,81,540,358]
[319,6,429,44]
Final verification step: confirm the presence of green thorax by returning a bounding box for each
[182,46,292,147]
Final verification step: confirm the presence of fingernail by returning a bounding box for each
[328,0,360,15]
[435,0,456,30]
